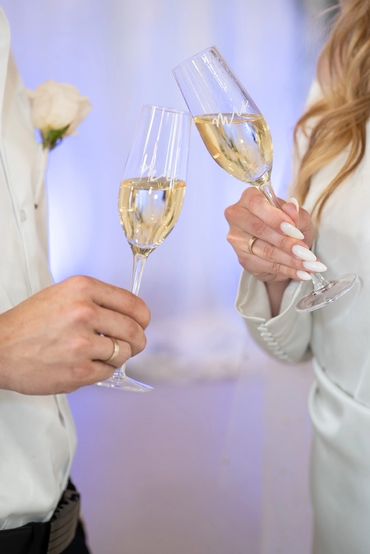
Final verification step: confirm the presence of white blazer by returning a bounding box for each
[0,9,76,530]
[237,81,370,553]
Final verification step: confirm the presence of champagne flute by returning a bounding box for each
[173,46,357,312]
[98,105,191,391]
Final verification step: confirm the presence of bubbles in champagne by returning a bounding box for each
[195,113,273,184]
[119,178,186,257]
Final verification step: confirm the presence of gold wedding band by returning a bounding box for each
[247,235,258,255]
[104,337,120,364]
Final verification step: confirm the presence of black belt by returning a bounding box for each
[0,480,81,554]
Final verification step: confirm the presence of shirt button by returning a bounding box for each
[19,209,27,222]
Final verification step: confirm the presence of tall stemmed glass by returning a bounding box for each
[98,105,191,391]
[173,47,357,312]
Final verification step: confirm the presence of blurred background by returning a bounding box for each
[3,0,335,552]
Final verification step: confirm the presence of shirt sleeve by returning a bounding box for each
[236,271,313,363]
[0,284,13,314]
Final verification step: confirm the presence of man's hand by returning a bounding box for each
[0,276,151,395]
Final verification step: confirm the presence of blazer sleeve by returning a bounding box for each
[236,272,313,363]
[234,80,323,363]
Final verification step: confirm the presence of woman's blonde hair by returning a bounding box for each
[294,0,370,220]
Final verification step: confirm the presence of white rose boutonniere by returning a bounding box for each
[29,80,92,150]
[29,81,91,204]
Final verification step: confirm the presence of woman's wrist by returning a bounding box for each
[265,279,291,317]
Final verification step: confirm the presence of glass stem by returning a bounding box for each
[311,272,331,292]
[131,253,148,296]
[114,254,148,383]
[257,177,279,207]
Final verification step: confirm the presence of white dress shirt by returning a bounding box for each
[237,81,370,553]
[0,9,77,530]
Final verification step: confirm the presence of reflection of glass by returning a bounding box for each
[173,46,357,312]
[98,105,191,391]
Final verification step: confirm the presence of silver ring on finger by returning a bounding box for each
[103,337,120,364]
[247,235,258,255]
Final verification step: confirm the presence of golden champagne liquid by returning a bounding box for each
[194,113,273,184]
[119,178,186,257]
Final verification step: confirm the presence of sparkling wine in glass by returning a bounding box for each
[98,105,191,391]
[173,46,357,312]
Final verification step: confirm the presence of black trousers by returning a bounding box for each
[0,481,91,554]
[0,519,90,554]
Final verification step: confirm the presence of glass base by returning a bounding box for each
[296,274,358,312]
[97,368,153,392]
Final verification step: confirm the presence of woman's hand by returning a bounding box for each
[225,187,321,284]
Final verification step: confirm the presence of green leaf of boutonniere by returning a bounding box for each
[41,125,70,151]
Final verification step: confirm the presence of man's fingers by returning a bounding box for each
[93,308,147,357]
[91,334,133,367]
[63,276,151,328]
[67,361,121,390]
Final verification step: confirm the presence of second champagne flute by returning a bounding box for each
[98,105,191,391]
[173,47,357,312]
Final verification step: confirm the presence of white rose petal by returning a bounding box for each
[65,97,92,136]
[30,80,92,136]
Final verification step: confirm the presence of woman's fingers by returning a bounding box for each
[237,249,312,283]
[281,198,315,249]
[228,229,320,280]
[236,235,304,270]
[225,187,319,283]
[280,197,300,226]
[226,188,315,247]
[235,188,304,238]
[226,208,312,259]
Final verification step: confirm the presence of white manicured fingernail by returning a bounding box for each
[292,244,317,261]
[303,261,327,272]
[287,197,299,212]
[280,222,304,240]
[297,270,313,281]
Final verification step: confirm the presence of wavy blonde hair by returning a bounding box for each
[294,0,370,220]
